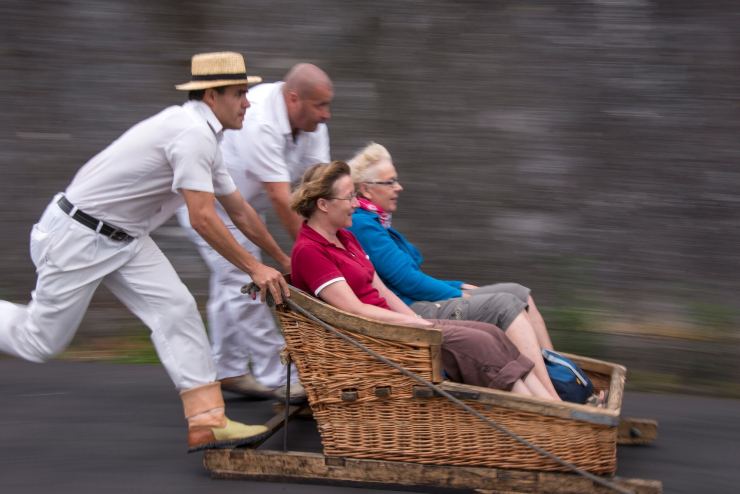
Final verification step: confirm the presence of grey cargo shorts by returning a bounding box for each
[410,283,530,331]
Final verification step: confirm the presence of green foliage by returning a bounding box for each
[628,370,740,399]
[686,302,738,339]
[60,329,160,364]
[542,305,606,357]
[543,305,593,333]
[109,332,160,365]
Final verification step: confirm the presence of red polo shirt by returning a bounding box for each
[291,223,391,309]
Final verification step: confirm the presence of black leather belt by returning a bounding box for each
[57,196,134,242]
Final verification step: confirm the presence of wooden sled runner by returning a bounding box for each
[204,286,661,493]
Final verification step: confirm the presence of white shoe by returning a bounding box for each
[272,381,307,405]
[219,374,275,400]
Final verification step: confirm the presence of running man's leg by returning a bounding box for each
[201,229,295,389]
[1,202,122,361]
[103,235,269,450]
[103,235,216,390]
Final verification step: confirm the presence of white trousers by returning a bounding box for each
[0,197,216,391]
[176,208,295,388]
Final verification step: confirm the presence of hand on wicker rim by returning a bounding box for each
[243,267,289,305]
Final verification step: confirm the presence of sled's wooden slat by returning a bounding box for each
[287,288,442,346]
[563,352,626,376]
[204,448,662,494]
[439,381,621,426]
[618,417,659,445]
[430,344,444,383]
[608,366,626,411]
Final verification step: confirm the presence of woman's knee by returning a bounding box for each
[476,293,525,329]
[445,323,507,352]
[476,282,530,303]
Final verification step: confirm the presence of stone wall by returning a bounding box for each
[2,1,739,386]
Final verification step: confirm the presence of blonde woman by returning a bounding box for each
[347,142,562,401]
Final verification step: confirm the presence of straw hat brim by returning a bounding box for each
[175,75,262,91]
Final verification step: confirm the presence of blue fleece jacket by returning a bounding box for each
[349,208,463,305]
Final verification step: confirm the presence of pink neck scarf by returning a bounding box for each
[358,197,392,229]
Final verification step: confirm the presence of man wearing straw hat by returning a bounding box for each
[177,63,332,402]
[0,52,291,452]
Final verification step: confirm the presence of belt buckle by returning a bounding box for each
[110,230,129,242]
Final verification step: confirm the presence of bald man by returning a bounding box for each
[177,64,333,402]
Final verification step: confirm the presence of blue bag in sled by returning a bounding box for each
[542,349,594,404]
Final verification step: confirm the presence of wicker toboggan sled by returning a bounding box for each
[204,285,661,493]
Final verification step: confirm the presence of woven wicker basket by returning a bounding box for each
[276,287,624,475]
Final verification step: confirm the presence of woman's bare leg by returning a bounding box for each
[522,372,556,400]
[525,295,554,351]
[511,379,534,397]
[506,312,561,401]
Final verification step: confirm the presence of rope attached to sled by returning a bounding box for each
[248,284,633,494]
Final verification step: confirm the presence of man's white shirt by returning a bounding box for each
[218,81,330,223]
[65,101,236,237]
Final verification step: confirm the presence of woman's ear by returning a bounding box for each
[316,197,330,213]
[358,183,370,200]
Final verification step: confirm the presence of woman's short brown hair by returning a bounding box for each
[291,160,351,218]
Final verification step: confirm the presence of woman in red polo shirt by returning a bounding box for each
[289,161,555,399]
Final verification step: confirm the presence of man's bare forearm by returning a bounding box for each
[263,181,303,239]
[183,189,289,303]
[218,191,291,270]
[184,192,261,275]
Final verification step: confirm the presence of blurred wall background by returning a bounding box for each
[1,0,739,394]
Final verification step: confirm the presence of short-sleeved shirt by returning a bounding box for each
[291,223,390,309]
[65,101,236,237]
[218,81,330,221]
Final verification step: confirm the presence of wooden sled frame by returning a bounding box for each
[204,286,661,493]
[204,412,660,493]
[205,448,661,493]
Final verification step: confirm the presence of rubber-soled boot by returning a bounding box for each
[181,382,269,452]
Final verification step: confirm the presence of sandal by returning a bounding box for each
[586,390,607,408]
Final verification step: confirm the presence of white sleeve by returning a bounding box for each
[211,150,237,196]
[166,127,219,193]
[244,123,291,182]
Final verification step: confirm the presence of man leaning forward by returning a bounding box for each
[0,52,292,452]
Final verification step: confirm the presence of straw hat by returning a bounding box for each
[175,52,262,91]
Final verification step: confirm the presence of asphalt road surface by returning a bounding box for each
[1,359,738,493]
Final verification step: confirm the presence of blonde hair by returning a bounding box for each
[347,142,392,187]
[291,161,351,218]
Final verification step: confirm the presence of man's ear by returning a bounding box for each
[202,88,216,106]
[286,89,300,106]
